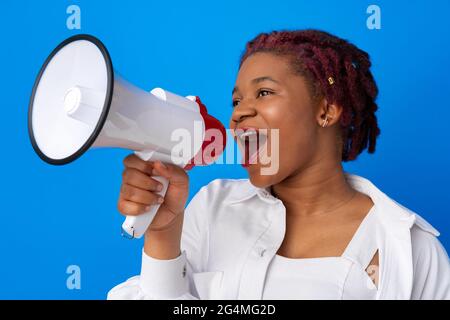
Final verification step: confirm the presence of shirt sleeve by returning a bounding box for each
[410,225,450,300]
[107,185,210,300]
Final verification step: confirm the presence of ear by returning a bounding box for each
[315,98,343,127]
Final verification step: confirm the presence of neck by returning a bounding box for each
[271,159,355,218]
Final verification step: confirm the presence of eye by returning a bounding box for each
[257,89,273,98]
[232,99,240,108]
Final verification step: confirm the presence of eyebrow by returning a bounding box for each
[232,76,280,95]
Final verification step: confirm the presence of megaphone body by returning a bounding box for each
[28,34,226,239]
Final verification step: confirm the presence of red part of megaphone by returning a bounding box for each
[183,97,227,170]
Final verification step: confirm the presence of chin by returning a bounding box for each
[246,165,280,189]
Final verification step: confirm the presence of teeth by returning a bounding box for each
[239,131,258,139]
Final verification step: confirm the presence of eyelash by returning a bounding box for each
[232,89,274,108]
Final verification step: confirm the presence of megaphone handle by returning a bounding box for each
[121,175,169,239]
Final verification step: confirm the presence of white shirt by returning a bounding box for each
[108,174,450,300]
[262,205,378,300]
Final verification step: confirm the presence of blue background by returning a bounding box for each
[1,0,449,299]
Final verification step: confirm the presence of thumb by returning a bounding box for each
[152,161,188,186]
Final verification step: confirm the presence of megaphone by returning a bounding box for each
[28,34,226,239]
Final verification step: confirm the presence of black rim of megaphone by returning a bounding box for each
[28,34,114,165]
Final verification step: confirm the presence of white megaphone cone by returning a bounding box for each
[28,34,226,239]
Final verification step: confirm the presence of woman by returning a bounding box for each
[108,30,450,300]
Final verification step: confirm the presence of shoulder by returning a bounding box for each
[410,224,450,299]
[345,173,441,236]
[346,173,450,298]
[411,224,448,261]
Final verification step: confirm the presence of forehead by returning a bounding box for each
[237,52,293,82]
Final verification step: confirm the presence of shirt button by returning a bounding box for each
[182,264,187,277]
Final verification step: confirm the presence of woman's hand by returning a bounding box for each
[118,154,189,259]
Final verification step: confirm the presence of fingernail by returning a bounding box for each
[157,197,164,204]
[156,184,163,191]
[145,206,151,211]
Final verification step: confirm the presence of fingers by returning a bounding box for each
[152,161,188,185]
[122,154,187,186]
[118,154,189,219]
[121,183,164,205]
[118,197,149,216]
[122,168,164,191]
[118,189,164,216]
[123,154,154,175]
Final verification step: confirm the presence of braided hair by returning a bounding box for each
[240,29,380,161]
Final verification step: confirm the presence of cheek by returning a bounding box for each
[228,115,235,128]
[261,98,316,150]
[261,98,319,173]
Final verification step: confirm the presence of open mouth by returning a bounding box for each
[235,128,268,167]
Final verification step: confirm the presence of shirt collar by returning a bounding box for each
[345,173,439,236]
[222,173,440,236]
[223,179,280,205]
[224,173,371,205]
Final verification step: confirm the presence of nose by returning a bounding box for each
[231,102,257,126]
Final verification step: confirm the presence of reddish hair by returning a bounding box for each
[240,29,380,161]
